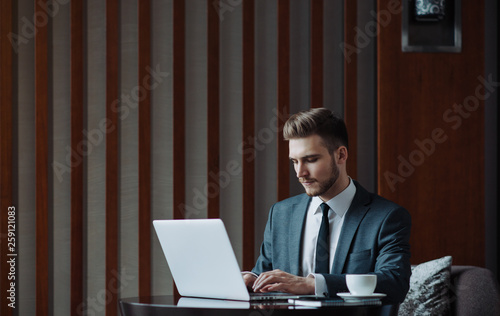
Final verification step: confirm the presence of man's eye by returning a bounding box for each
[306,158,318,163]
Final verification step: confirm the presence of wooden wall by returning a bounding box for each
[377,0,486,266]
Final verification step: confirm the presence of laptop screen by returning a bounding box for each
[153,219,251,301]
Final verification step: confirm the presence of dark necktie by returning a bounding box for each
[315,203,330,273]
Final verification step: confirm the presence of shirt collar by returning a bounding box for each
[310,177,356,218]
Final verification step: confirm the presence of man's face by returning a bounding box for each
[289,134,339,199]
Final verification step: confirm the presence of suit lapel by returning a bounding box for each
[288,195,310,275]
[331,182,371,274]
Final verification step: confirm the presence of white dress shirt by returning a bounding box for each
[243,178,356,296]
[301,178,356,295]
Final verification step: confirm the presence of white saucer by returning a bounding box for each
[337,293,387,301]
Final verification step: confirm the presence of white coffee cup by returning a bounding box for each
[345,274,377,296]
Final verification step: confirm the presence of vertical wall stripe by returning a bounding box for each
[173,0,185,220]
[35,0,50,315]
[310,0,323,108]
[277,0,290,201]
[52,4,71,312]
[0,1,14,315]
[289,1,309,120]
[70,0,84,314]
[207,0,220,219]
[86,0,107,313]
[138,0,152,298]
[343,0,357,179]
[242,0,255,271]
[118,0,139,301]
[150,0,173,297]
[106,0,119,315]
[253,0,278,259]
[17,1,36,313]
[172,0,185,299]
[498,0,500,276]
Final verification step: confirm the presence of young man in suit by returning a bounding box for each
[243,108,411,303]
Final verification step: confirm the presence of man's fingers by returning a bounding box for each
[264,282,287,292]
[253,270,289,292]
[243,274,257,290]
[253,274,276,291]
[252,271,315,295]
[261,284,279,292]
[253,275,271,291]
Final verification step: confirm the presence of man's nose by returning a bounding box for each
[296,163,308,178]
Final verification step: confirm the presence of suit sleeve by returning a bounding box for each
[372,206,412,302]
[251,204,275,275]
[323,206,412,303]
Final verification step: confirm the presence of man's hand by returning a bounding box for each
[252,269,315,295]
[243,273,257,291]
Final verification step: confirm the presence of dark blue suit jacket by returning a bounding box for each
[252,181,411,303]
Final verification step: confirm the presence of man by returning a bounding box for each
[243,108,411,303]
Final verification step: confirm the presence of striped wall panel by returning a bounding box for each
[310,0,323,108]
[173,0,186,221]
[0,1,358,314]
[105,0,119,315]
[138,0,152,298]
[172,0,185,298]
[35,0,50,314]
[344,0,358,179]
[242,0,255,272]
[207,0,220,219]
[277,0,290,201]
[70,0,84,314]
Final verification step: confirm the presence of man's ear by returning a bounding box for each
[337,146,348,164]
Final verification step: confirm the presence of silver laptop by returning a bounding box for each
[153,218,312,301]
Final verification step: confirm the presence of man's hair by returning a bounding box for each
[283,108,348,153]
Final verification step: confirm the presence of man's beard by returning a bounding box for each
[300,160,339,197]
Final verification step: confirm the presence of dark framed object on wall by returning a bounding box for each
[402,0,462,52]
